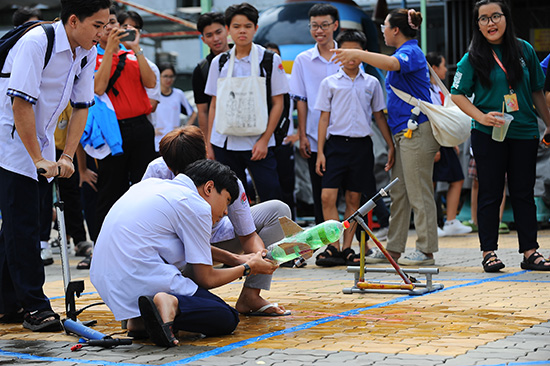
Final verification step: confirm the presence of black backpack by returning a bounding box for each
[218,49,292,146]
[0,21,55,78]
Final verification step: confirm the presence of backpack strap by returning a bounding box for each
[217,51,230,73]
[105,53,127,97]
[41,23,54,70]
[198,58,209,82]
[0,21,55,78]
[261,50,274,109]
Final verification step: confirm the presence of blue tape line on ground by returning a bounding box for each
[164,270,529,365]
[0,349,148,366]
[49,291,97,301]
[478,361,550,366]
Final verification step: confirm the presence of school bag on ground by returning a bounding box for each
[217,48,291,144]
[0,20,55,78]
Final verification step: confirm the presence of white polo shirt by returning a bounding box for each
[289,42,340,152]
[142,157,256,243]
[90,174,213,320]
[315,68,386,139]
[152,88,195,151]
[0,21,95,180]
[205,43,289,151]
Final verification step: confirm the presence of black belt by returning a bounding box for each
[330,135,370,142]
[118,114,147,126]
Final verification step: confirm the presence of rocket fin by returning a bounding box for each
[278,216,303,237]
[276,242,314,260]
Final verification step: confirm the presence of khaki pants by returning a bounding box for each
[387,121,440,254]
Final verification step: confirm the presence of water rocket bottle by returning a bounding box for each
[267,220,350,263]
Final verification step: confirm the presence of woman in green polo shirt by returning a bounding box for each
[451,0,550,272]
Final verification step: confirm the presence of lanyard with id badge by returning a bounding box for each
[491,49,519,113]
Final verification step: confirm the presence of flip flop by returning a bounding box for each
[247,303,291,317]
[138,296,177,347]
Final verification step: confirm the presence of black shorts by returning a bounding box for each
[321,135,375,194]
[433,146,464,183]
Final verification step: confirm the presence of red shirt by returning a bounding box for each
[95,49,152,120]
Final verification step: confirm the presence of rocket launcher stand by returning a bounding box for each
[342,178,443,295]
[39,169,131,348]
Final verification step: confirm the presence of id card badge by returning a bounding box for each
[504,93,519,112]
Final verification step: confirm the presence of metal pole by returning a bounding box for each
[200,0,212,58]
[420,0,427,53]
[113,0,197,29]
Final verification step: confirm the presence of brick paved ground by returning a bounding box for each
[1,228,549,365]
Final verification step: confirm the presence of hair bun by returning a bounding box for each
[408,9,422,30]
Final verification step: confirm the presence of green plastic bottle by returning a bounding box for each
[267,220,350,263]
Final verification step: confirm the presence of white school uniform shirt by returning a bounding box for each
[153,88,195,151]
[0,21,95,180]
[204,43,289,151]
[145,59,161,127]
[90,174,213,320]
[289,41,340,152]
[315,68,386,139]
[429,82,444,106]
[142,157,256,243]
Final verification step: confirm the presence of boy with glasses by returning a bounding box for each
[289,4,340,230]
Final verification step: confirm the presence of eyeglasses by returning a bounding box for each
[477,13,504,26]
[308,22,335,31]
[380,24,388,32]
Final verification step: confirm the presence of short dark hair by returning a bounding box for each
[60,0,112,25]
[308,3,339,22]
[225,3,259,27]
[12,6,42,27]
[184,160,239,205]
[158,62,176,75]
[159,126,206,176]
[336,30,367,50]
[197,12,225,34]
[426,52,443,68]
[265,42,280,55]
[118,10,143,29]
[388,8,422,39]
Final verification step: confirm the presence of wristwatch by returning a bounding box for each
[242,263,251,277]
[135,48,144,56]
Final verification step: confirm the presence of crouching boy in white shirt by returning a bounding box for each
[90,159,277,347]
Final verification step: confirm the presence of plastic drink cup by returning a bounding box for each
[491,113,514,142]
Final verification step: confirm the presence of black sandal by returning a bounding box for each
[315,244,345,267]
[22,310,62,332]
[77,255,91,270]
[521,251,550,271]
[482,252,505,273]
[342,247,373,266]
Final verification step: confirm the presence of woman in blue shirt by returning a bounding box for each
[333,9,440,266]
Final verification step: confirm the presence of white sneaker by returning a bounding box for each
[364,247,389,263]
[442,219,473,236]
[398,250,435,266]
[373,227,389,241]
[437,227,446,237]
[41,247,54,266]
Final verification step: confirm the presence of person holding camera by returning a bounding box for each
[93,6,157,234]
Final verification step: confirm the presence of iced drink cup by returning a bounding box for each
[491,113,514,142]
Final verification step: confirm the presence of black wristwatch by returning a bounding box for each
[242,263,251,277]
